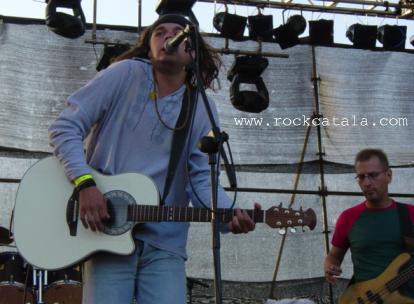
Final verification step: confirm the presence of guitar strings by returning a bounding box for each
[108,205,298,222]
[106,205,266,222]
[105,205,306,227]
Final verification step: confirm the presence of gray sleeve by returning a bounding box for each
[48,60,131,180]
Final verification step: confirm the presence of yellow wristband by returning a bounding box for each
[73,174,93,186]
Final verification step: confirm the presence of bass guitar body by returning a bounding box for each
[339,253,414,304]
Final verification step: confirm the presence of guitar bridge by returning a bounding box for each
[66,190,79,236]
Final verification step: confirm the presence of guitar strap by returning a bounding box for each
[161,85,196,205]
[397,202,414,253]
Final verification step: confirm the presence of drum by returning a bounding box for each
[43,265,82,304]
[0,252,35,304]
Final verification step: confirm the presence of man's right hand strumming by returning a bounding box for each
[79,187,110,232]
[324,263,343,284]
[324,245,346,284]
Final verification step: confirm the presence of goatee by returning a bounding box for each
[152,60,185,75]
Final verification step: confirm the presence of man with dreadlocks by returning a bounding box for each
[49,14,259,304]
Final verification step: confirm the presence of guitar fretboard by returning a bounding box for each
[127,205,265,223]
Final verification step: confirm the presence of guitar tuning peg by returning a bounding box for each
[290,227,297,233]
[278,228,286,235]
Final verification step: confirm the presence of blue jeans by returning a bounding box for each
[82,240,186,304]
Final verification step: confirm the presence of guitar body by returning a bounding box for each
[13,157,159,270]
[339,253,414,304]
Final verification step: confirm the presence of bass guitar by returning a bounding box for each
[339,252,414,304]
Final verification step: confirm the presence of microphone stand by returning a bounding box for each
[185,25,237,304]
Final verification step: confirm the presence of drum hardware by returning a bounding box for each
[32,268,46,304]
[0,251,35,304]
[0,251,83,304]
[0,226,14,245]
[43,265,83,304]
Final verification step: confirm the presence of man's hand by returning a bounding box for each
[324,246,346,284]
[79,186,110,232]
[228,202,261,234]
[324,263,342,284]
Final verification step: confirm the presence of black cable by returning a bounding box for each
[184,25,237,214]
[195,25,237,212]
[183,24,210,211]
[184,29,218,211]
[225,139,237,206]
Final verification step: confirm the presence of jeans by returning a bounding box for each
[82,240,187,304]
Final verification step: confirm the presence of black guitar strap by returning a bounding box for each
[397,202,414,253]
[161,85,196,205]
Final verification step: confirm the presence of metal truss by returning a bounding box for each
[86,0,414,56]
[198,0,414,20]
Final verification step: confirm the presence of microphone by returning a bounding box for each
[164,24,191,53]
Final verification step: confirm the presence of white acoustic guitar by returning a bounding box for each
[13,157,316,270]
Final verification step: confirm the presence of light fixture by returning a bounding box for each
[272,14,307,49]
[45,0,86,39]
[227,55,269,113]
[377,25,407,50]
[248,14,273,42]
[155,0,198,25]
[346,24,378,49]
[309,19,334,46]
[96,44,130,72]
[213,12,247,41]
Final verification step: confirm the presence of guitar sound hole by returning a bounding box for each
[102,190,135,236]
[103,199,116,227]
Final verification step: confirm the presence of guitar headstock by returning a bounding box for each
[265,204,316,231]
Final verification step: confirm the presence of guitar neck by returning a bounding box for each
[127,205,264,223]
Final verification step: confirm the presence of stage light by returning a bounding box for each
[227,55,269,113]
[248,14,273,42]
[309,19,334,46]
[96,45,130,72]
[272,14,306,49]
[155,0,198,25]
[346,24,378,49]
[213,12,247,41]
[377,25,407,50]
[45,0,86,39]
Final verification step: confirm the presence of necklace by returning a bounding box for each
[151,72,192,131]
